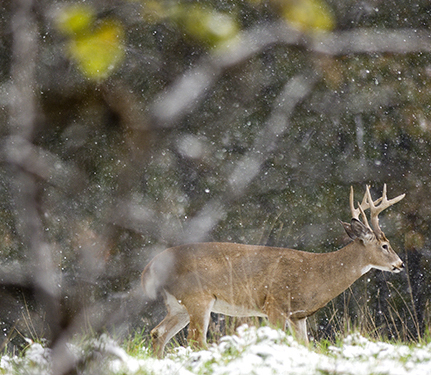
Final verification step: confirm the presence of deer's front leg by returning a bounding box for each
[263,294,287,330]
[288,317,308,344]
[183,296,215,349]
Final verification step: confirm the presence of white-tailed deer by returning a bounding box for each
[141,185,405,357]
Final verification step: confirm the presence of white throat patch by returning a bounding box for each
[361,265,372,275]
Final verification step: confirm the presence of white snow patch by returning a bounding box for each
[2,327,431,375]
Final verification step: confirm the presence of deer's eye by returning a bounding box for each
[382,244,389,252]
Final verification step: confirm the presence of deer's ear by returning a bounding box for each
[350,218,375,243]
[340,220,356,240]
[341,219,375,243]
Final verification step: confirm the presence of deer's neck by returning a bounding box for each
[305,241,369,311]
[326,240,370,278]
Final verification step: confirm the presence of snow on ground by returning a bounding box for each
[2,325,431,374]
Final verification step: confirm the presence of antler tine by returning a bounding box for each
[349,186,372,230]
[357,201,371,230]
[350,186,366,220]
[349,186,359,220]
[367,184,405,234]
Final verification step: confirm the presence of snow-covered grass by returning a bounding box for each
[1,325,431,375]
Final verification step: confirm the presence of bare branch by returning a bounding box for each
[312,28,431,55]
[179,73,317,244]
[151,24,431,128]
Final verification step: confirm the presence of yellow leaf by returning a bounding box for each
[282,0,335,33]
[67,20,125,80]
[141,0,168,23]
[56,4,95,36]
[177,5,239,47]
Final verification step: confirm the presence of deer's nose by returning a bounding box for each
[392,262,404,272]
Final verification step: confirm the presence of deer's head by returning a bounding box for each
[341,185,405,273]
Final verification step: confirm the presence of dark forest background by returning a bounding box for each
[1,0,431,371]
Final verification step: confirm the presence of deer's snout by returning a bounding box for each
[392,261,404,273]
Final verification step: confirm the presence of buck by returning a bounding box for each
[141,185,405,357]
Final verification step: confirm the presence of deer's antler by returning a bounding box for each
[349,185,382,231]
[365,184,405,237]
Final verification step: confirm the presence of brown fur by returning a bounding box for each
[142,231,403,357]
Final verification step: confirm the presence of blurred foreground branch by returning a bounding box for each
[151,23,431,127]
[181,73,317,244]
[8,0,65,372]
[313,28,431,55]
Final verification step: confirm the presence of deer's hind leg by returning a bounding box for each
[151,291,190,358]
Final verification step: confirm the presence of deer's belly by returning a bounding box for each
[211,299,267,318]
